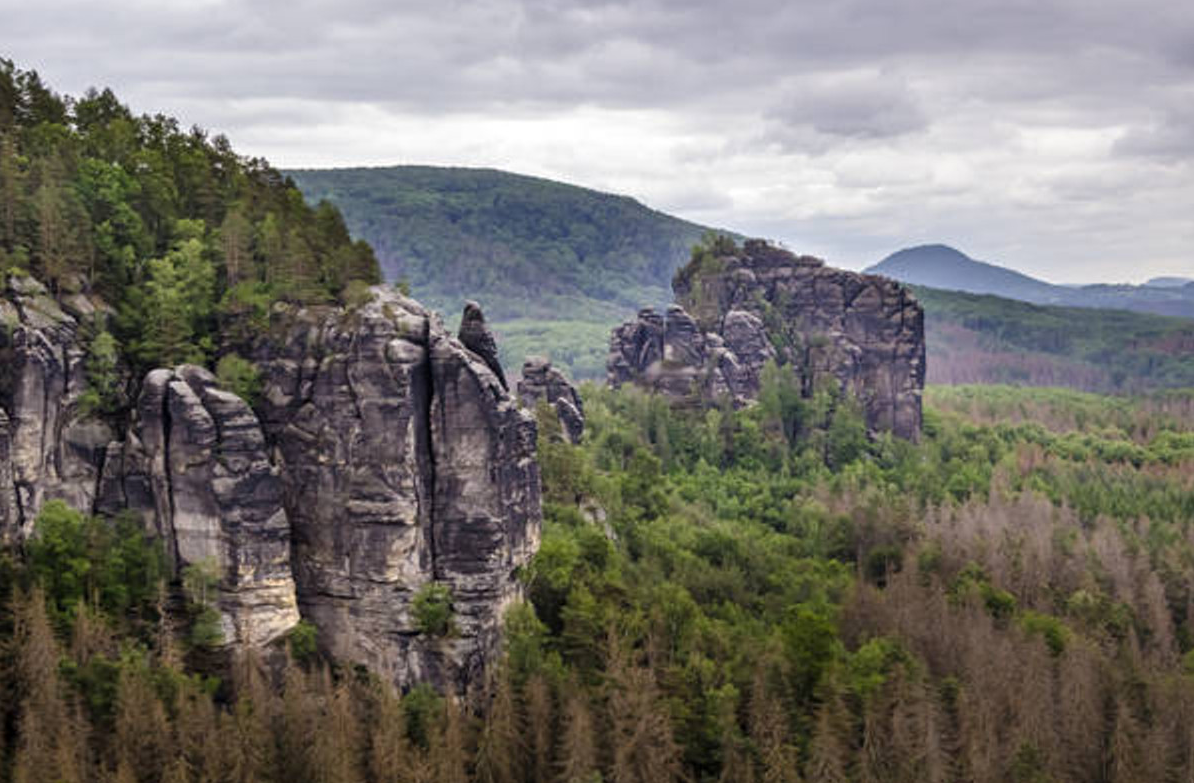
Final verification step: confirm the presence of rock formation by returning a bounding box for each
[0,274,114,542]
[249,291,540,690]
[518,356,585,443]
[97,365,300,648]
[459,300,508,391]
[2,273,541,691]
[609,239,925,439]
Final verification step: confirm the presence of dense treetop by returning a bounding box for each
[0,59,380,375]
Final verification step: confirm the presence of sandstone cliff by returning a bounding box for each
[0,274,114,541]
[2,273,540,691]
[247,290,540,690]
[609,239,925,439]
[517,356,585,443]
[97,365,301,648]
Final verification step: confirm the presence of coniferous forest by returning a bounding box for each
[0,59,379,377]
[4,379,1194,782]
[4,61,1194,783]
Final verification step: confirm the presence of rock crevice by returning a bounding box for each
[3,275,539,692]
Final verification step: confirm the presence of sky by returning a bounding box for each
[3,0,1192,283]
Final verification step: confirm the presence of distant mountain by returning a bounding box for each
[1147,276,1194,288]
[867,244,1194,319]
[867,244,1064,303]
[285,165,718,323]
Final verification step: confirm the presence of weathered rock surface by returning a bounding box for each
[98,366,301,648]
[2,274,541,689]
[250,290,541,691]
[609,239,925,439]
[459,300,508,391]
[517,356,585,443]
[0,274,113,542]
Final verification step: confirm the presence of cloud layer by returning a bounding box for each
[4,0,1191,281]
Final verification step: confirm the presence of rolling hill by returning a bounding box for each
[284,165,717,323]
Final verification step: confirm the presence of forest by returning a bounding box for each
[3,378,1194,782]
[0,59,379,382]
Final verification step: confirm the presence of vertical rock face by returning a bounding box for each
[2,275,541,690]
[98,365,300,648]
[610,240,925,439]
[0,274,113,542]
[607,305,775,408]
[517,356,585,443]
[250,290,541,691]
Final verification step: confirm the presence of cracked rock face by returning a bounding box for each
[0,274,113,543]
[3,275,541,690]
[610,240,925,439]
[517,356,585,444]
[250,288,541,691]
[98,365,300,648]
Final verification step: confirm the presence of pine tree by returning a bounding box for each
[749,671,800,783]
[10,587,87,783]
[113,660,174,783]
[309,670,364,783]
[558,685,599,783]
[475,665,524,783]
[368,684,414,783]
[219,204,252,286]
[805,689,851,783]
[607,643,682,783]
[0,133,23,251]
[430,696,470,783]
[526,674,555,783]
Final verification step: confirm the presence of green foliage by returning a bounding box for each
[412,582,455,637]
[78,328,123,416]
[289,619,319,664]
[181,557,223,649]
[401,682,444,749]
[0,60,380,377]
[215,352,261,404]
[26,500,164,626]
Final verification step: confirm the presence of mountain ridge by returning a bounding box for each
[867,244,1194,318]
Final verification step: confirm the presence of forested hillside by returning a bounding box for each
[920,286,1194,391]
[285,166,713,321]
[0,59,379,382]
[5,379,1194,781]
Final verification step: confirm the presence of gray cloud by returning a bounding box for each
[2,0,1191,281]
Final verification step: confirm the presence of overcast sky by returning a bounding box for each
[4,0,1192,282]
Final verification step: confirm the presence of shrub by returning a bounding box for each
[412,582,454,637]
[215,353,261,405]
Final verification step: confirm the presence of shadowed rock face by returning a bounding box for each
[610,239,925,440]
[98,366,300,648]
[3,275,541,692]
[0,275,113,542]
[250,290,541,691]
[517,356,585,443]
